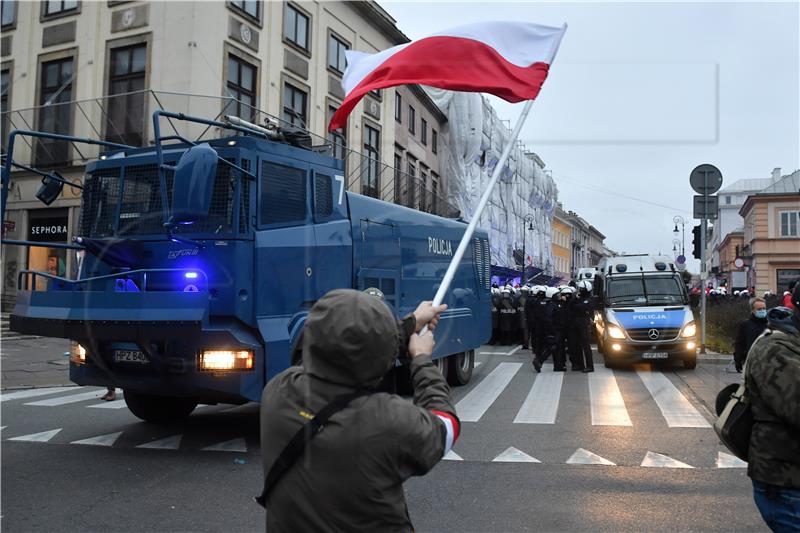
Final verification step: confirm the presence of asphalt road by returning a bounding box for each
[1,344,765,532]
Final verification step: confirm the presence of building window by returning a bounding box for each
[36,56,74,167]
[394,92,402,123]
[327,105,347,161]
[1,69,9,154]
[725,195,731,205]
[282,82,307,128]
[431,172,439,214]
[284,3,309,51]
[327,34,348,74]
[230,0,259,21]
[780,211,799,237]
[420,118,427,146]
[2,0,16,27]
[419,166,428,211]
[432,129,438,154]
[405,158,416,208]
[362,124,380,198]
[408,105,415,134]
[106,44,147,147]
[393,152,402,204]
[44,0,78,16]
[226,54,257,122]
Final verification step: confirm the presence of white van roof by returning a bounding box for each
[597,254,676,274]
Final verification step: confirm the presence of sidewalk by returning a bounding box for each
[1,336,72,390]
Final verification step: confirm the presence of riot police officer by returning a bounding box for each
[527,286,548,358]
[559,286,578,370]
[518,286,530,349]
[572,280,596,372]
[498,288,517,345]
[489,287,500,345]
[533,287,566,372]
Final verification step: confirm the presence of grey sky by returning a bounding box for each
[381,1,800,270]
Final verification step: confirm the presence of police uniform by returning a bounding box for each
[528,289,548,358]
[517,289,529,349]
[571,287,595,372]
[498,291,517,345]
[489,289,500,345]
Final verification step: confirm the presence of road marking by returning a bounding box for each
[492,447,540,463]
[513,372,563,424]
[8,428,62,443]
[202,438,247,452]
[566,448,616,466]
[716,451,747,468]
[72,431,123,447]
[25,388,107,407]
[137,435,182,450]
[473,362,482,368]
[506,345,522,356]
[87,399,128,409]
[455,362,522,422]
[636,371,711,428]
[589,367,632,426]
[443,450,463,461]
[1,386,78,402]
[641,451,694,468]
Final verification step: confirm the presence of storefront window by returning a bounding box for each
[27,209,69,291]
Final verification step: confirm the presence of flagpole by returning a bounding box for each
[422,98,535,333]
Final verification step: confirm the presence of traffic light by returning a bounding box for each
[691,225,702,259]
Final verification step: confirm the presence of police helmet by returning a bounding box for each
[733,290,740,296]
[521,285,530,293]
[576,280,593,293]
[545,286,559,299]
[560,286,576,295]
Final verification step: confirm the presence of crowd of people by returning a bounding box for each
[489,281,596,373]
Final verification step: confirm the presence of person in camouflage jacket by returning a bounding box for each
[744,281,800,531]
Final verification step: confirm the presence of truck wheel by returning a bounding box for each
[683,355,697,370]
[124,390,198,423]
[447,350,474,386]
[433,355,450,378]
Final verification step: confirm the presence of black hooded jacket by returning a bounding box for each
[734,314,767,366]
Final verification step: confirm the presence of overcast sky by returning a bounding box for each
[381,1,800,271]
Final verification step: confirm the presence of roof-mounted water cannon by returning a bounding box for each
[163,143,218,243]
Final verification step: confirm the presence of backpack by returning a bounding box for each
[713,381,753,461]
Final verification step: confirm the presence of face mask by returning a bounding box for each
[754,310,767,319]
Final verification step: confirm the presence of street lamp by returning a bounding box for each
[673,215,686,256]
[672,239,681,257]
[521,214,535,282]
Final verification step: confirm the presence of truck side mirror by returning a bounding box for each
[36,172,65,205]
[167,143,218,226]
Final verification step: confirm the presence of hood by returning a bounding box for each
[766,307,800,335]
[302,289,399,387]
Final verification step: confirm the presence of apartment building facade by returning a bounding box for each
[0,0,450,309]
[551,205,572,281]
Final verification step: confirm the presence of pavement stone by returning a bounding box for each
[1,337,72,390]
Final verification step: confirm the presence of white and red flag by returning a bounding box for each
[328,20,567,131]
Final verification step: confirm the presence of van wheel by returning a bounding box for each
[447,350,474,386]
[683,355,697,370]
[124,390,198,423]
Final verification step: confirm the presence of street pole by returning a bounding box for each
[521,230,526,284]
[700,216,707,354]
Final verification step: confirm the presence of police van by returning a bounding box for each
[593,254,697,369]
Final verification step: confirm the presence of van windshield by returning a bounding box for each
[607,275,686,306]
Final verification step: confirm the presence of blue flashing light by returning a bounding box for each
[185,272,198,279]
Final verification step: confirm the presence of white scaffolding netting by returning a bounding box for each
[425,89,558,274]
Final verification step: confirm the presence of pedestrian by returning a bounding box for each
[571,280,596,373]
[744,281,800,530]
[101,387,116,401]
[258,290,454,532]
[783,280,797,310]
[733,296,768,373]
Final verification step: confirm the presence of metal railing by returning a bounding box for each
[1,90,459,218]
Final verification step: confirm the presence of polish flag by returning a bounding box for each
[328,21,567,131]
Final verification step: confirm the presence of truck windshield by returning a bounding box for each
[607,275,686,306]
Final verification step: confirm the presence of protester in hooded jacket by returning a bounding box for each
[733,297,768,372]
[744,282,800,531]
[259,290,455,533]
[782,280,797,310]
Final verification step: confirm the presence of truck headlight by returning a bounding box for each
[607,325,626,339]
[70,342,87,365]
[681,322,697,338]
[199,350,254,371]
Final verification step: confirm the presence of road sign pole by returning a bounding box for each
[700,216,707,354]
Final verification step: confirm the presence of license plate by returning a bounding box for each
[113,349,149,364]
[642,352,669,359]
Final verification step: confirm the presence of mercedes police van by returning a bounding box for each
[593,254,697,369]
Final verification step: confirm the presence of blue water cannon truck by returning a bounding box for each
[3,111,491,422]
[592,254,697,369]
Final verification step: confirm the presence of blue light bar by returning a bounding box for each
[185,272,198,279]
